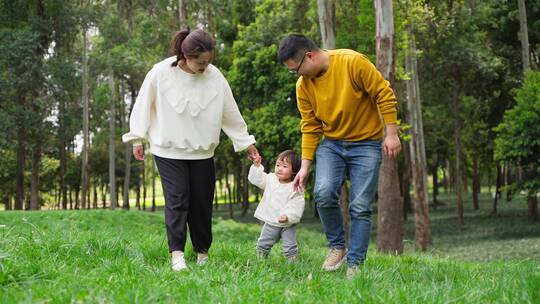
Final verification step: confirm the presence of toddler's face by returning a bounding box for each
[275,158,294,182]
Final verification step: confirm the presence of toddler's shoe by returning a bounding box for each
[286,255,299,264]
[257,249,269,260]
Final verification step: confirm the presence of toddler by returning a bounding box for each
[248,149,305,262]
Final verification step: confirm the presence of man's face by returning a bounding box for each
[284,52,314,77]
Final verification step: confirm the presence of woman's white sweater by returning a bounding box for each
[122,56,255,159]
[248,165,305,227]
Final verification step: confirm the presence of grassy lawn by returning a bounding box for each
[0,192,539,303]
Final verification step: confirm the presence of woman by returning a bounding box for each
[122,28,259,272]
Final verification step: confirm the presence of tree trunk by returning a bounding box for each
[93,182,98,209]
[122,83,131,210]
[234,172,241,204]
[109,75,117,210]
[488,165,492,194]
[178,0,187,28]
[405,26,432,249]
[506,164,513,202]
[472,156,480,210]
[81,27,89,210]
[102,184,107,209]
[442,162,448,193]
[86,178,91,209]
[517,0,530,73]
[136,186,141,210]
[317,0,336,49]
[400,138,412,219]
[215,179,222,209]
[432,155,439,210]
[528,196,538,222]
[492,163,502,215]
[377,155,404,254]
[142,159,147,211]
[375,0,403,254]
[226,171,233,218]
[15,100,25,210]
[5,196,11,211]
[69,188,73,209]
[75,188,80,210]
[151,158,156,212]
[30,145,41,210]
[59,140,68,209]
[453,89,464,228]
[241,164,249,217]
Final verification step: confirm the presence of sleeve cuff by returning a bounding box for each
[382,112,398,125]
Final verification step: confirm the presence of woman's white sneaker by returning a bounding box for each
[172,254,188,272]
[196,256,209,266]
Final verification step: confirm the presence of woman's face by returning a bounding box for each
[184,51,213,74]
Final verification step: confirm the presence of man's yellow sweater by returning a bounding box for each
[296,49,398,160]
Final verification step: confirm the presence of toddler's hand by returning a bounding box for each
[253,154,262,166]
[278,215,288,223]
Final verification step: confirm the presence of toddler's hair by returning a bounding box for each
[277,150,301,179]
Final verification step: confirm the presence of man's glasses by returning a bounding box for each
[289,52,308,74]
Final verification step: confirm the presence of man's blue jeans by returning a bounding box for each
[314,139,382,266]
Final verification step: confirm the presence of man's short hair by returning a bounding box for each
[278,34,319,63]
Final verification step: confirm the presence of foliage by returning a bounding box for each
[495,71,540,196]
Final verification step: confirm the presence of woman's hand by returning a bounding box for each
[278,215,288,223]
[133,145,145,161]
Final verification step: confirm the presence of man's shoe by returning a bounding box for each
[322,248,347,271]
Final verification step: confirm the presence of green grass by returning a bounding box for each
[0,192,539,303]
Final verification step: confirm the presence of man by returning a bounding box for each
[278,34,401,278]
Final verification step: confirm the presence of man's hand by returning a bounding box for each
[383,124,401,159]
[133,145,145,161]
[292,159,312,192]
[278,215,288,223]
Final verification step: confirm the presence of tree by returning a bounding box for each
[495,71,540,221]
[517,0,530,73]
[374,0,404,255]
[399,0,432,250]
[317,0,336,49]
[81,25,89,210]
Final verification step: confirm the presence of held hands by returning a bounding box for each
[292,167,309,193]
[252,154,262,166]
[133,145,145,161]
[247,145,261,165]
[383,124,401,159]
[383,134,401,159]
[278,215,288,223]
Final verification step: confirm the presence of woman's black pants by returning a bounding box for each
[154,155,215,253]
